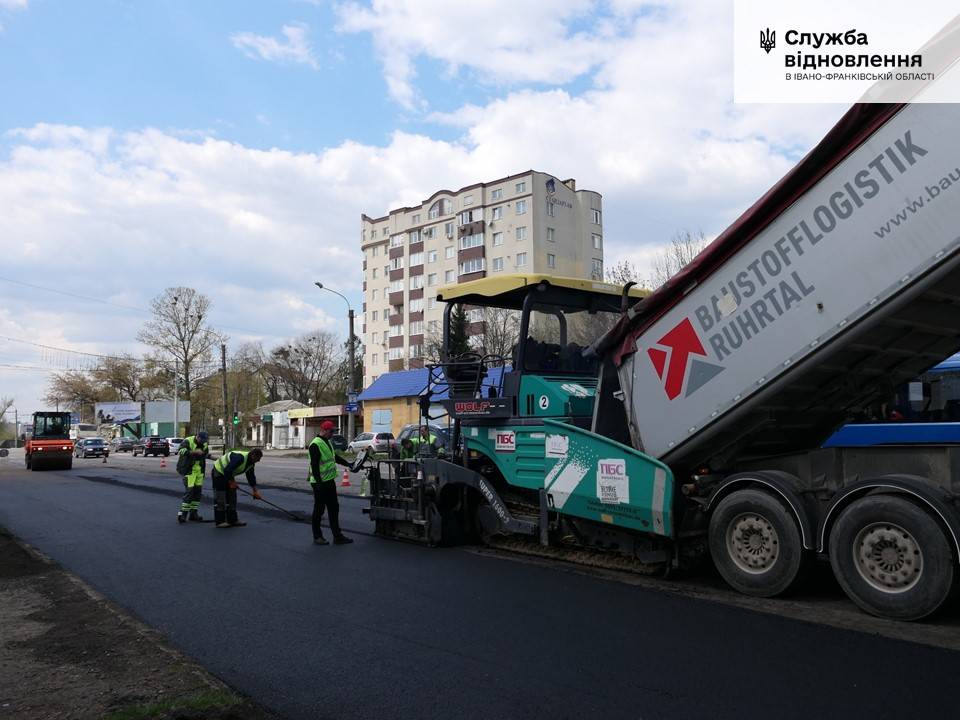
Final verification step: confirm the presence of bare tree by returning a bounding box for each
[605,260,648,288]
[44,372,103,420]
[649,230,709,289]
[477,307,521,365]
[90,355,144,401]
[0,396,14,439]
[263,331,343,406]
[136,287,223,400]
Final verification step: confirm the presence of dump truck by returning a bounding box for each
[25,411,74,470]
[364,98,960,621]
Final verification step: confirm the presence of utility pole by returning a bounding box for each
[347,307,356,442]
[220,344,229,449]
[173,358,179,437]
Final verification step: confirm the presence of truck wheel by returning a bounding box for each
[829,495,954,620]
[64,458,73,470]
[25,453,31,470]
[709,488,804,597]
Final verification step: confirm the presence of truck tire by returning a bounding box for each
[25,453,31,470]
[828,495,954,620]
[709,488,804,597]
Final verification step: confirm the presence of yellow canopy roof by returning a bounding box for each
[436,273,647,310]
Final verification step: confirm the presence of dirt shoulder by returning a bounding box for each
[0,528,276,720]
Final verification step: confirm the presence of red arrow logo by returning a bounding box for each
[647,318,707,400]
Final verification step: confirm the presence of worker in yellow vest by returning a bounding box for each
[177,431,210,523]
[212,448,264,528]
[308,421,353,545]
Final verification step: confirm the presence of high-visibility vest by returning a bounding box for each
[181,435,208,456]
[308,436,338,484]
[214,450,253,476]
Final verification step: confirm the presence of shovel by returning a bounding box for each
[236,486,308,522]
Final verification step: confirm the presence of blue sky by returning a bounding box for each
[0,0,843,415]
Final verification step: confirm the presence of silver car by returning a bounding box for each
[347,431,395,454]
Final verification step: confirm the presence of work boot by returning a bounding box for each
[215,522,231,528]
[228,521,247,527]
[313,536,329,546]
[333,535,354,545]
[178,512,187,524]
[188,511,204,522]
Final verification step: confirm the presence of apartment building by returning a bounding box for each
[359,170,604,388]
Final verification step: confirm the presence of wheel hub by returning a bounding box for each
[853,522,923,593]
[727,513,779,574]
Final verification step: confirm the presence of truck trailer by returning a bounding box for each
[364,98,960,620]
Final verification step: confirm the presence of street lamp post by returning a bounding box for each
[315,282,357,441]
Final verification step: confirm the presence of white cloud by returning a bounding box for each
[231,22,320,70]
[0,0,28,9]
[336,0,618,108]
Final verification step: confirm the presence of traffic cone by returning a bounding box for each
[340,469,351,487]
[160,456,167,469]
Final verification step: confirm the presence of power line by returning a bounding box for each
[0,275,280,336]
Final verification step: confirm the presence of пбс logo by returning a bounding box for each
[760,28,775,54]
[647,318,724,401]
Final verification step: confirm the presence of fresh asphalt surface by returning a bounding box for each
[0,454,957,720]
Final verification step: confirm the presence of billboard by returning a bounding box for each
[95,402,142,424]
[144,401,191,423]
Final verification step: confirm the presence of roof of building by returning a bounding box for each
[435,273,648,310]
[253,399,308,414]
[359,366,508,402]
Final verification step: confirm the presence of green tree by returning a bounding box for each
[447,304,471,358]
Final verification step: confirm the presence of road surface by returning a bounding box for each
[0,453,957,720]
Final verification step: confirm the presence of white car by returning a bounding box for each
[347,431,395,454]
[167,438,185,454]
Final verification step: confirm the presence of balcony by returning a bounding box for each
[388,290,405,306]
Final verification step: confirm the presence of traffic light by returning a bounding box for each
[232,412,239,426]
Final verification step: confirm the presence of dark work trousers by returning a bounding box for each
[211,470,239,525]
[312,480,342,539]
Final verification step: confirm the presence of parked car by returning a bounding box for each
[347,431,395,454]
[393,423,452,456]
[167,438,185,454]
[74,438,109,458]
[133,436,170,457]
[110,436,135,453]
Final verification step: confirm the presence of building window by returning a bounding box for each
[516,200,527,215]
[371,330,378,342]
[460,233,483,250]
[372,353,378,365]
[491,188,502,201]
[492,257,504,272]
[428,319,439,333]
[516,252,528,267]
[383,264,389,275]
[409,344,423,359]
[421,227,434,240]
[459,210,478,226]
[409,320,424,335]
[515,226,527,241]
[412,214,420,224]
[372,245,379,257]
[427,249,438,263]
[468,308,484,323]
[515,181,526,193]
[390,256,404,270]
[409,252,424,266]
[410,275,424,290]
[445,269,455,283]
[592,233,602,249]
[459,258,486,275]
[592,258,603,279]
[547,227,555,242]
[463,195,473,206]
[372,290,378,301]
[383,306,390,317]
[388,348,404,360]
[372,268,378,279]
[409,298,424,312]
[390,279,403,292]
[445,246,455,259]
[427,273,438,287]
[546,200,555,217]
[591,208,601,224]
[408,230,420,243]
[388,325,403,338]
[390,234,405,248]
[445,221,454,237]
[491,206,502,221]
[547,253,556,269]
[428,296,437,309]
[492,232,503,246]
